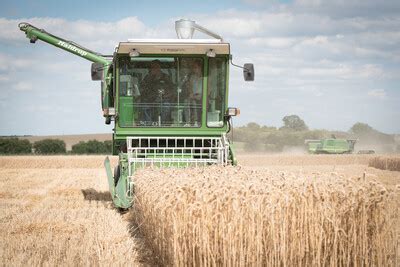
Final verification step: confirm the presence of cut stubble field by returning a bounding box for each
[0,154,399,266]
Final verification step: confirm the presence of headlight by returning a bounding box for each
[226,107,240,117]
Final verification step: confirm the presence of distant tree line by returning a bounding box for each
[71,140,112,154]
[1,116,397,155]
[230,115,397,152]
[0,138,112,155]
[33,139,66,154]
[0,138,32,154]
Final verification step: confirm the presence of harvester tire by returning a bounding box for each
[117,208,129,214]
[114,165,120,186]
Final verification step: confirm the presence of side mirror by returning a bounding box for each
[243,63,254,81]
[91,62,103,81]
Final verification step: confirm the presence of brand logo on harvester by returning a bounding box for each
[57,41,88,57]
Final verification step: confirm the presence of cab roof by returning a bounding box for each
[116,39,230,55]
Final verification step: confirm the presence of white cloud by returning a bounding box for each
[358,64,385,78]
[297,64,385,80]
[198,13,263,38]
[248,37,296,48]
[367,89,386,99]
[0,74,9,82]
[292,0,400,18]
[0,53,34,71]
[243,0,280,5]
[13,81,33,91]
[24,105,52,112]
[300,35,328,45]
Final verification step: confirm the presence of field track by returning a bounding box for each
[0,154,398,266]
[0,156,143,266]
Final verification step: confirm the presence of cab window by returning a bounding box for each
[207,57,226,127]
[118,56,203,127]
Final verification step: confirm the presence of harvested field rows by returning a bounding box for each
[0,156,139,266]
[0,156,118,169]
[134,166,399,266]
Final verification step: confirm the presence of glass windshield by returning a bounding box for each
[207,57,226,127]
[118,57,203,127]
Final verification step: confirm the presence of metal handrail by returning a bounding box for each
[126,135,230,194]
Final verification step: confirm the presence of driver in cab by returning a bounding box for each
[139,60,174,124]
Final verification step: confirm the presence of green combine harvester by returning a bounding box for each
[19,19,254,209]
[305,138,357,154]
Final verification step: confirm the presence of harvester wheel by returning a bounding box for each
[117,208,129,214]
[114,165,120,186]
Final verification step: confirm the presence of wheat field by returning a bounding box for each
[0,154,399,266]
[369,156,400,171]
[134,166,398,266]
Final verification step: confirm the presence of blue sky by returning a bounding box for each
[0,0,399,135]
[0,0,264,24]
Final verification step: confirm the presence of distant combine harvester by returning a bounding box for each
[305,138,357,154]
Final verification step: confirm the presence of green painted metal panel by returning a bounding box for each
[119,96,135,127]
[321,139,350,154]
[229,144,238,166]
[113,127,227,137]
[104,155,132,209]
[307,142,320,154]
[103,157,115,197]
[308,139,353,154]
[19,23,109,65]
[113,154,133,209]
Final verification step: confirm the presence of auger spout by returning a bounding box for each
[18,22,109,65]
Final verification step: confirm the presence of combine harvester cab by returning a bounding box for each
[19,19,254,209]
[305,138,357,154]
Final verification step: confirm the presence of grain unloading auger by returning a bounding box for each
[19,19,254,209]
